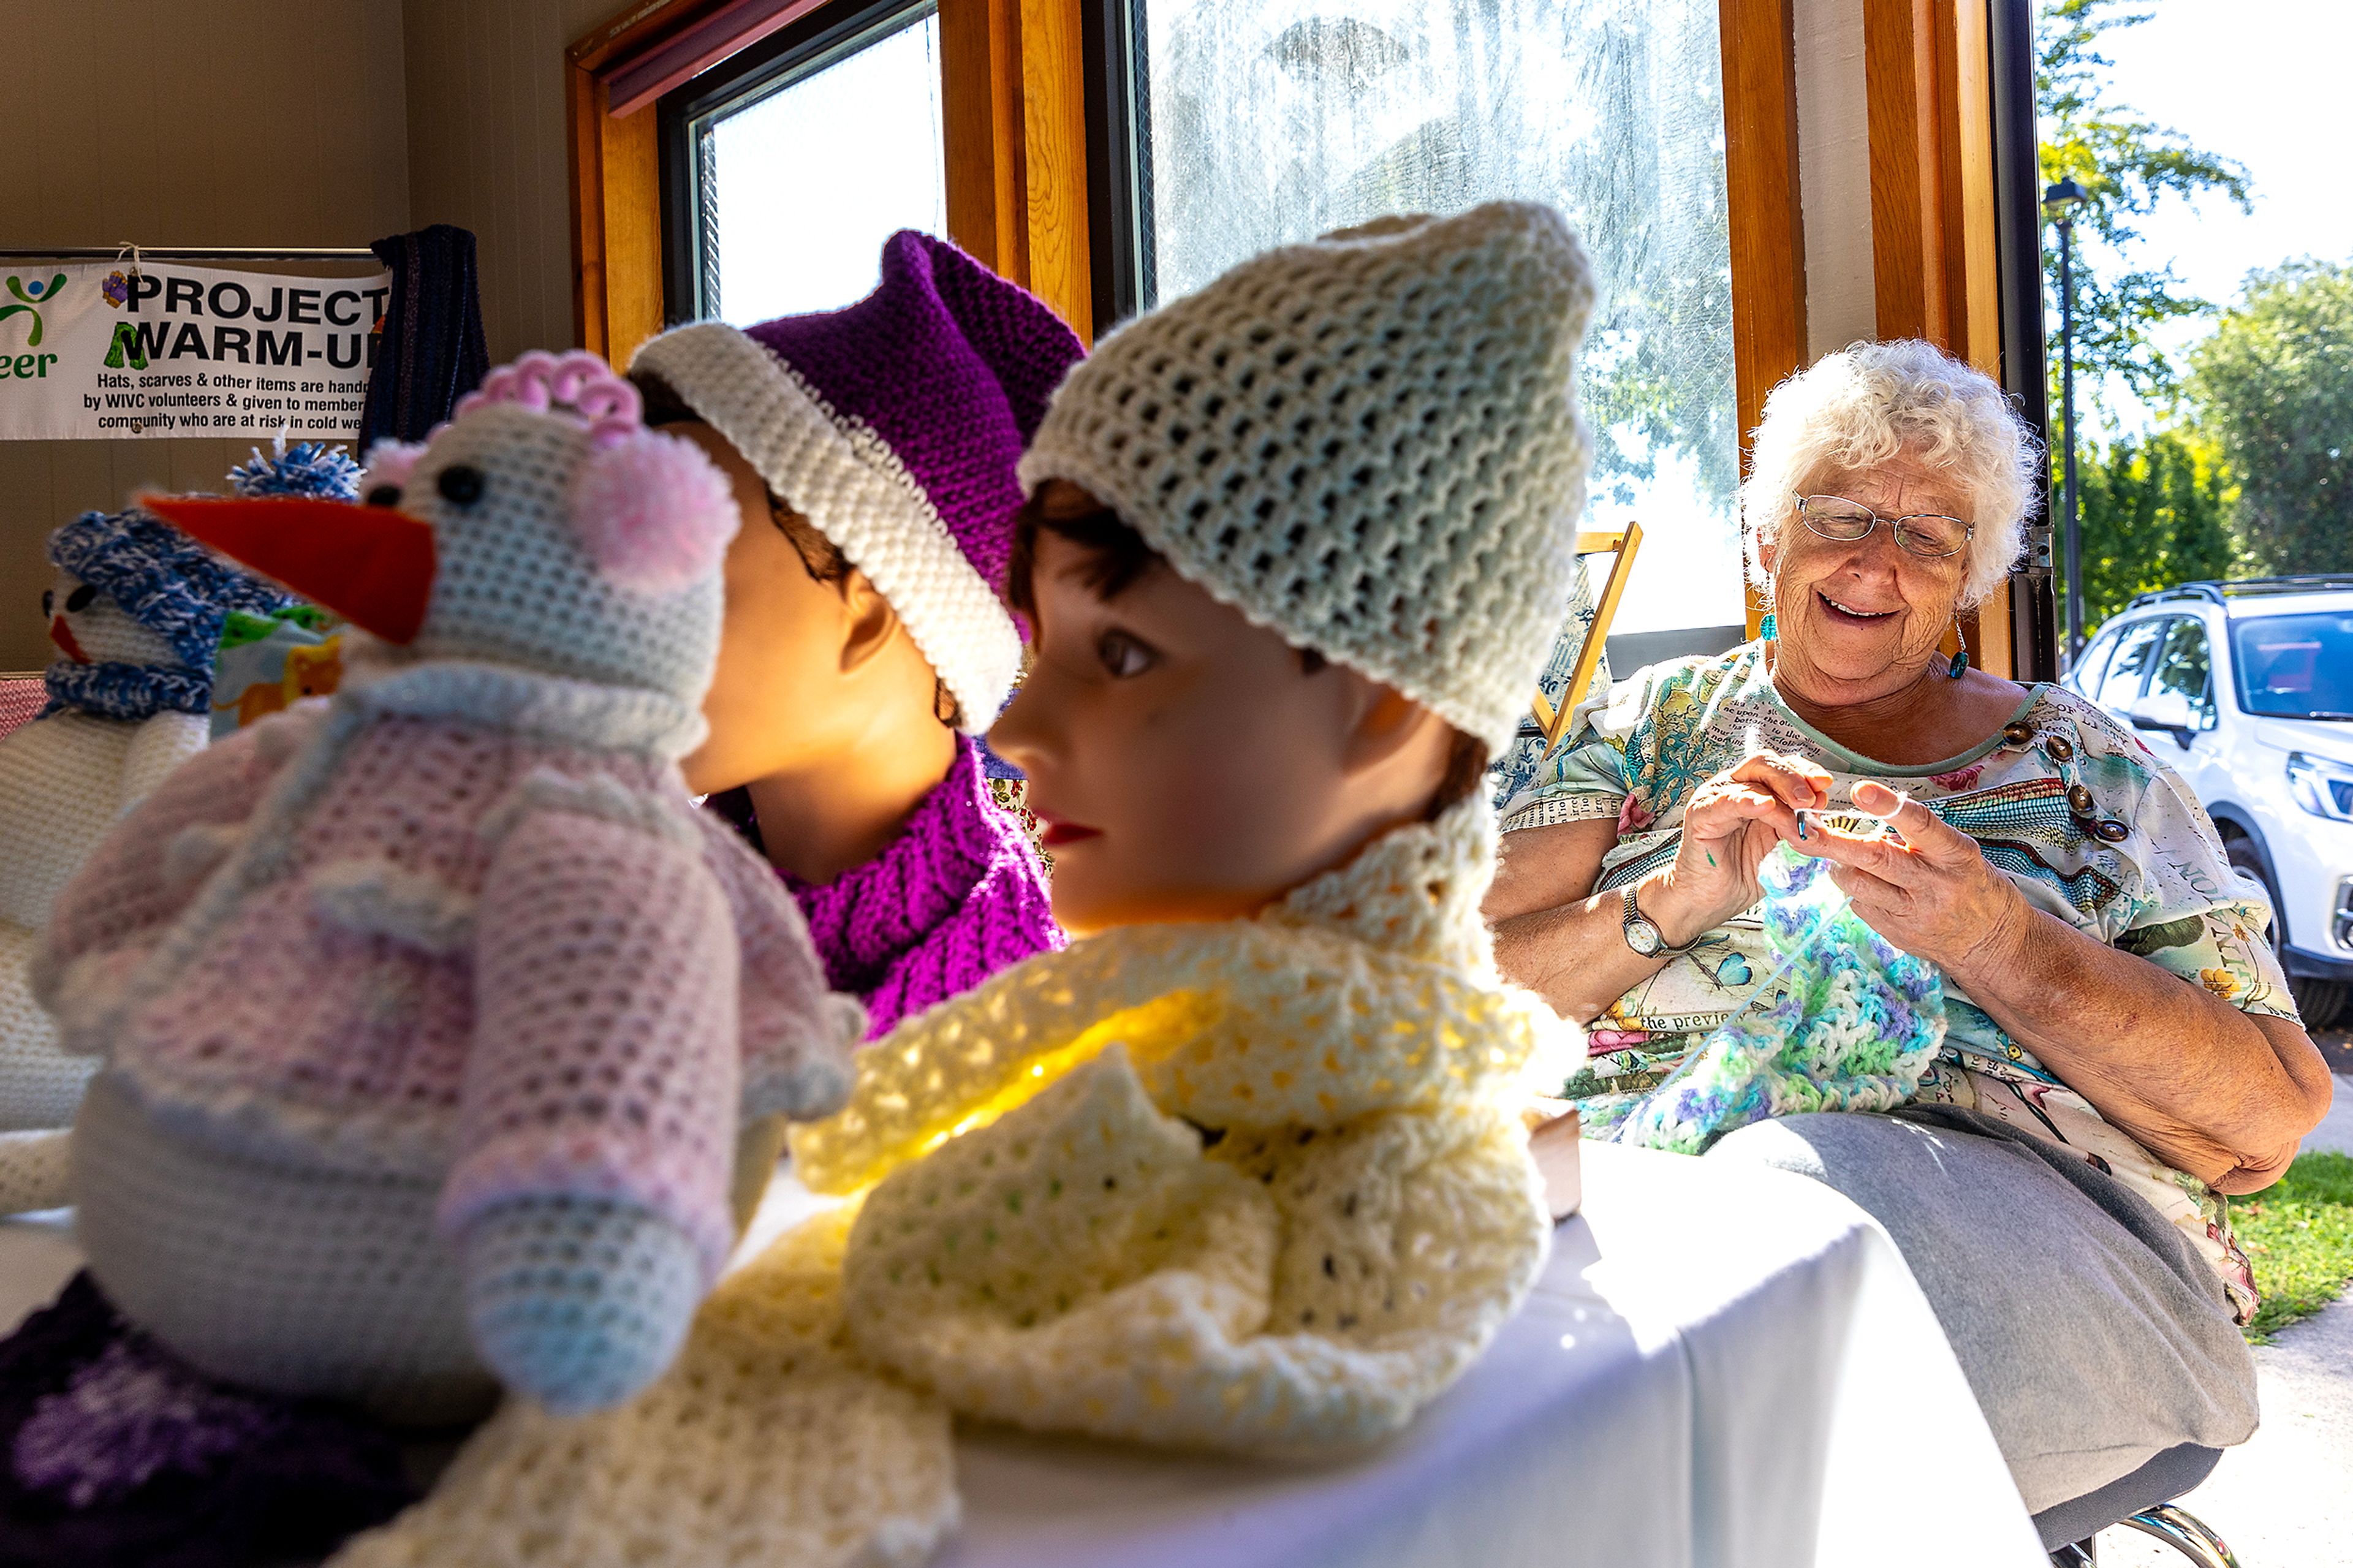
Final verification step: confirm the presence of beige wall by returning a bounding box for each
[0,0,411,672]
[403,0,618,366]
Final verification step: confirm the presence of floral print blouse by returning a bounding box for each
[1503,641,2302,1321]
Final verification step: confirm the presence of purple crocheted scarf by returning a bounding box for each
[779,737,1061,1037]
[0,1273,415,1568]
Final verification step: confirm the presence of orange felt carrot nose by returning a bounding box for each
[142,495,438,645]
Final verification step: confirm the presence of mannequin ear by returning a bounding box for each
[835,567,905,675]
[1338,676,1444,777]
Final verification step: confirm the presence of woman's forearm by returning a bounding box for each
[1952,905,2332,1186]
[1493,869,1708,1025]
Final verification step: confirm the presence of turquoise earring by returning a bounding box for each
[1947,621,1969,679]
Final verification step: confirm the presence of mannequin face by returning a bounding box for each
[672,422,941,796]
[991,483,1456,937]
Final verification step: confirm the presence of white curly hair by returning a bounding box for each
[1742,339,2041,610]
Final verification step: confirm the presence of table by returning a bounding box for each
[0,1143,2044,1568]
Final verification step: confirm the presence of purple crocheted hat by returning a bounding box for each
[630,233,1085,726]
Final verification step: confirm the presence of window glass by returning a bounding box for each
[2233,611,2353,719]
[2071,626,2120,700]
[2148,617,2215,729]
[2094,618,2165,711]
[1134,0,1740,636]
[695,4,947,322]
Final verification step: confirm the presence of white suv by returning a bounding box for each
[2064,577,2353,1031]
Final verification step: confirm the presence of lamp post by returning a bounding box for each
[2044,177,2088,668]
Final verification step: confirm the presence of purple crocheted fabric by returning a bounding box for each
[0,1273,415,1568]
[785,735,1062,1037]
[743,232,1085,593]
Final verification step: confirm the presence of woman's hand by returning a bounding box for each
[1648,749,1833,943]
[1790,781,2029,982]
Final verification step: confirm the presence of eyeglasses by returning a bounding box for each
[1794,494,1974,559]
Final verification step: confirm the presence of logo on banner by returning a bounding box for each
[1,273,66,347]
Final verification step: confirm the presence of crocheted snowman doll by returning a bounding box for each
[34,350,862,1422]
[0,451,342,1206]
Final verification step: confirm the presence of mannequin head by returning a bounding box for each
[993,481,1483,936]
[663,422,954,801]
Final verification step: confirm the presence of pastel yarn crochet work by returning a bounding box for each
[336,795,1577,1568]
[2,458,336,1199]
[32,351,862,1418]
[1583,845,1946,1154]
[1017,203,1597,756]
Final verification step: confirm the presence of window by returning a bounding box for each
[2071,626,2120,701]
[2094,618,2165,712]
[2233,612,2353,720]
[2147,617,2215,730]
[666,0,947,325]
[1116,0,1740,638]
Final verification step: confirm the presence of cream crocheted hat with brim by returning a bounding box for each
[1017,202,1597,755]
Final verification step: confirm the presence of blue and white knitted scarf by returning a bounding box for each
[40,661,210,723]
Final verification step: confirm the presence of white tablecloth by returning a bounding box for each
[0,1142,2043,1568]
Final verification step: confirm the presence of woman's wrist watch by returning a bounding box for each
[1621,884,1705,958]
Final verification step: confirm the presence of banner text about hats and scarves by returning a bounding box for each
[0,260,392,441]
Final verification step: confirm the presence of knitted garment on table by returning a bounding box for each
[330,1205,957,1568]
[784,737,1061,1039]
[1582,847,1946,1154]
[0,1273,414,1568]
[34,652,862,1277]
[1018,203,1597,757]
[631,232,1086,729]
[2,708,210,1144]
[330,795,1573,1568]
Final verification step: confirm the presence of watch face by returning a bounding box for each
[1624,915,1662,956]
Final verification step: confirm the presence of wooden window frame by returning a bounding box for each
[567,0,1090,373]
[1862,0,2033,678]
[571,0,1820,640]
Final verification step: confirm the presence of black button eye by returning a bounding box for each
[365,483,402,507]
[40,589,53,618]
[65,585,97,613]
[436,465,485,506]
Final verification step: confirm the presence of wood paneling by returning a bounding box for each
[1719,0,1811,638]
[1863,0,2010,671]
[0,0,409,673]
[937,0,1091,339]
[1863,0,1999,365]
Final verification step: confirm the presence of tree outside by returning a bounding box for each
[2073,426,2238,626]
[2042,0,2353,617]
[2188,260,2353,578]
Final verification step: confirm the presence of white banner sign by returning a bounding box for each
[0,260,392,441]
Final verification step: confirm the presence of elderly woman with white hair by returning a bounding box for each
[1487,339,2330,1522]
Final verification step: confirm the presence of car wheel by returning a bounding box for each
[2225,837,2283,944]
[2297,979,2348,1032]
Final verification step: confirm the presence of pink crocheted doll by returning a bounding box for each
[33,350,862,1420]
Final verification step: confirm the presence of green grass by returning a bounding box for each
[2235,1150,2353,1341]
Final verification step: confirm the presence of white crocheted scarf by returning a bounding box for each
[332,797,1579,1568]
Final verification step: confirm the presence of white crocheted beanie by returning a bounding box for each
[630,232,1087,730]
[1017,203,1597,755]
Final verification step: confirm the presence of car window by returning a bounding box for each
[2149,617,2216,728]
[2094,618,2165,711]
[2233,611,2353,719]
[2072,626,2121,698]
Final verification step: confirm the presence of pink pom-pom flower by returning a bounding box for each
[359,439,428,496]
[569,428,740,594]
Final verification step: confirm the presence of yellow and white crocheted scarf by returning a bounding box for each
[333,795,1577,1568]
